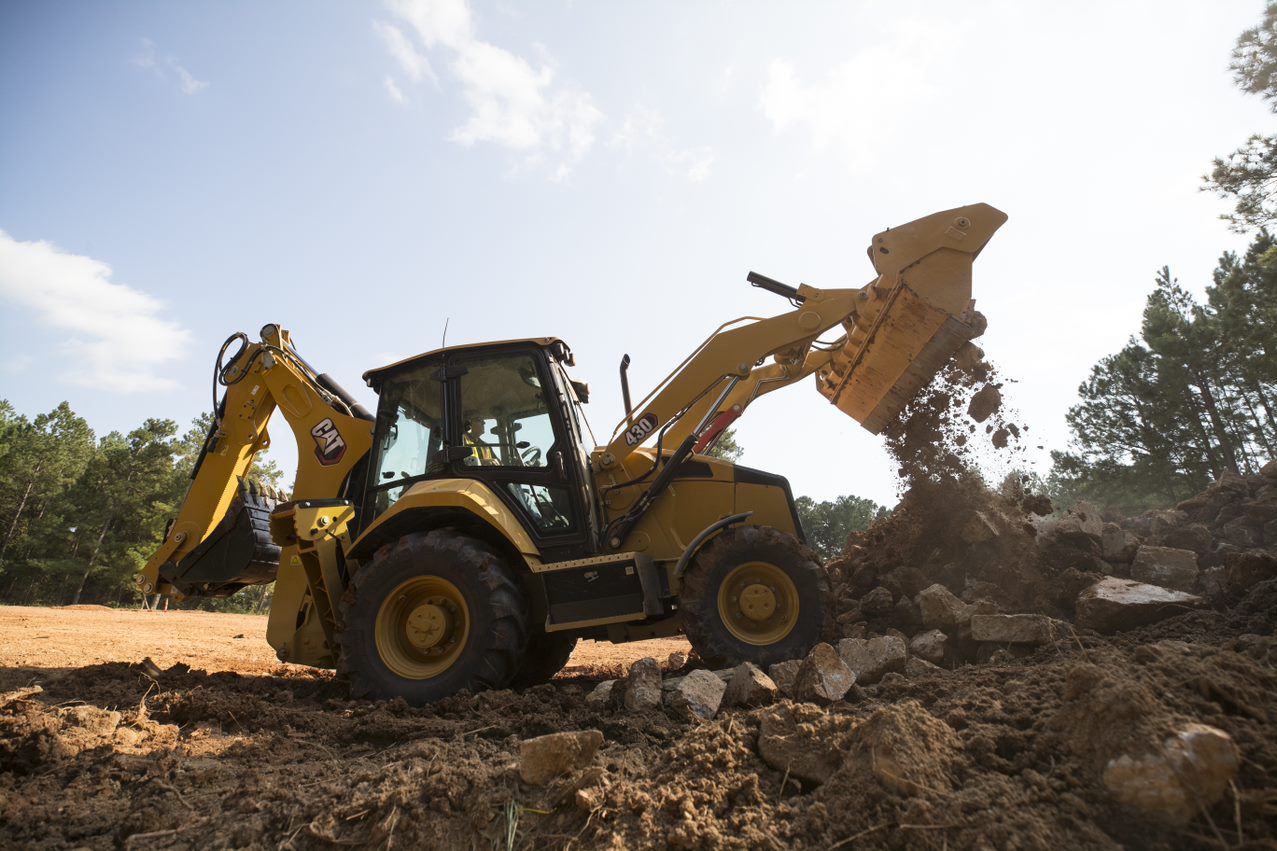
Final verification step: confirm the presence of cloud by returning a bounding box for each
[378,0,602,177]
[0,230,191,392]
[374,21,437,86]
[758,22,957,172]
[612,107,715,182]
[132,38,208,95]
[383,75,407,104]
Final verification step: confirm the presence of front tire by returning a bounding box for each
[680,525,827,668]
[510,632,578,687]
[338,529,528,705]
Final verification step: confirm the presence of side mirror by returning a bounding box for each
[571,380,590,403]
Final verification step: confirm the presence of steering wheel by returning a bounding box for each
[521,446,542,466]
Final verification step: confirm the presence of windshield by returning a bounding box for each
[369,364,445,514]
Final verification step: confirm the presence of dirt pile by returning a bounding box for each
[824,348,1277,680]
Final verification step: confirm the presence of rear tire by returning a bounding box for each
[680,525,827,669]
[337,529,528,705]
[510,632,578,687]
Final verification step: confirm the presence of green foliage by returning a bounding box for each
[794,494,886,560]
[1051,241,1277,512]
[0,405,285,607]
[704,426,744,462]
[1205,2,1277,231]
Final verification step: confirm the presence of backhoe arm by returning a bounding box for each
[139,324,373,598]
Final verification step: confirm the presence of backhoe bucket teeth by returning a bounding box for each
[159,479,282,598]
[815,203,1006,434]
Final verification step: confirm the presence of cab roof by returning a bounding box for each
[362,337,570,387]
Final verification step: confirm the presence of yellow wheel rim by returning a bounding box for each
[716,561,800,646]
[375,576,470,679]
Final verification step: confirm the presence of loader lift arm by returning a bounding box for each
[138,324,374,598]
[596,203,1006,547]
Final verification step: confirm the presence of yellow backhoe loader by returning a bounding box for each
[142,203,1006,704]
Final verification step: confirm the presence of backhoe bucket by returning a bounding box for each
[159,479,282,598]
[816,203,1006,434]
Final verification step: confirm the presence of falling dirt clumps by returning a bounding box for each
[825,352,1079,642]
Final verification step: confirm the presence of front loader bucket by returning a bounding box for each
[816,203,1006,434]
[159,479,282,598]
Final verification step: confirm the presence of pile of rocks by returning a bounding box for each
[581,627,1009,725]
[1107,462,1277,599]
[823,462,1277,656]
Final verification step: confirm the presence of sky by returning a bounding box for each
[0,0,1270,507]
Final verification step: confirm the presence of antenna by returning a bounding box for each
[441,317,450,349]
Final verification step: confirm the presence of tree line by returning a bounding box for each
[0,406,280,609]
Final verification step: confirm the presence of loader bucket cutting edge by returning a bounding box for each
[819,283,982,435]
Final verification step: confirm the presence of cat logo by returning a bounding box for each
[311,418,347,466]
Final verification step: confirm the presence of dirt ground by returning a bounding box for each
[3,592,1276,850]
[0,606,690,681]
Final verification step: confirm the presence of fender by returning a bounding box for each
[673,511,753,580]
[346,478,541,562]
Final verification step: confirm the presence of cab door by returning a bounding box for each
[446,347,594,560]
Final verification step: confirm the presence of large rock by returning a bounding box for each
[1102,724,1239,825]
[970,613,1053,645]
[756,704,851,785]
[904,656,946,676]
[519,730,604,785]
[1075,578,1203,633]
[917,584,968,630]
[622,657,662,712]
[1261,459,1277,480]
[664,669,725,720]
[585,680,616,709]
[908,629,948,664]
[1071,502,1105,537]
[720,662,778,710]
[793,643,855,703]
[767,659,802,697]
[837,635,907,684]
[1130,546,1199,592]
[1222,517,1264,549]
[1101,523,1139,563]
[860,586,895,617]
[1162,523,1212,555]
[1224,549,1277,594]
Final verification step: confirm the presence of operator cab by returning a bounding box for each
[361,338,600,561]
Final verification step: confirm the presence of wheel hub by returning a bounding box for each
[739,583,777,621]
[716,561,800,646]
[405,601,451,651]
[375,577,470,679]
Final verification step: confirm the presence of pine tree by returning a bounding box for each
[0,402,95,565]
[1205,2,1277,231]
[1052,244,1277,511]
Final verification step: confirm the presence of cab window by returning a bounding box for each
[369,366,445,514]
[457,354,556,468]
